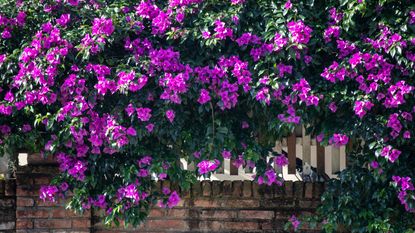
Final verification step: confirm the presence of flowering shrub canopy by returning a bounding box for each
[0,0,415,231]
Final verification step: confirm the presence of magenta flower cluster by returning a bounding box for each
[287,20,312,44]
[197,160,220,175]
[393,176,415,212]
[0,0,413,225]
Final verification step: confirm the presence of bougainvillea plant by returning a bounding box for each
[0,0,415,231]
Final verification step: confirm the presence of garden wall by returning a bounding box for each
[0,179,15,233]
[0,155,325,233]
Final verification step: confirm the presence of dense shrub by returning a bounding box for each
[0,0,414,231]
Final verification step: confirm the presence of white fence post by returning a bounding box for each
[179,125,348,181]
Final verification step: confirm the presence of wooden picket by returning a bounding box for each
[7,127,348,182]
[180,125,348,182]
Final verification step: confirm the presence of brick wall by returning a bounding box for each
[0,154,325,233]
[0,179,16,233]
[94,181,324,233]
[15,155,91,233]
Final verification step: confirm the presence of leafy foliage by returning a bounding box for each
[0,0,414,231]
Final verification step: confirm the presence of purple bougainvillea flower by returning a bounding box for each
[274,155,288,167]
[354,100,374,118]
[56,14,71,27]
[197,159,220,174]
[92,17,114,36]
[2,0,415,225]
[230,0,246,5]
[289,215,301,231]
[193,151,201,158]
[287,20,312,44]
[67,0,79,6]
[136,108,152,121]
[59,182,69,191]
[370,161,379,169]
[22,124,31,132]
[126,127,136,136]
[39,185,59,202]
[166,109,175,123]
[284,0,292,9]
[222,150,231,159]
[202,30,211,39]
[381,146,401,163]
[265,169,276,185]
[146,123,154,132]
[198,89,211,104]
[328,102,337,112]
[166,191,181,208]
[329,134,349,147]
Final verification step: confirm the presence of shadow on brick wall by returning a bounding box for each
[0,154,325,233]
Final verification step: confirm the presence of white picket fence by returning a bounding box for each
[182,126,347,182]
[7,127,347,182]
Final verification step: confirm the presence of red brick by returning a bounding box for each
[17,198,34,207]
[222,181,233,196]
[30,166,59,174]
[201,181,211,197]
[180,187,191,198]
[34,219,71,229]
[273,184,285,198]
[34,177,52,185]
[294,181,304,198]
[145,220,188,230]
[191,183,202,196]
[193,199,220,208]
[16,219,33,229]
[200,210,237,219]
[16,176,34,186]
[298,200,319,208]
[242,182,252,197]
[261,221,274,230]
[262,185,274,198]
[175,199,186,207]
[232,181,242,196]
[35,199,64,207]
[27,153,58,165]
[261,199,295,208]
[199,221,223,231]
[223,221,258,230]
[225,199,260,208]
[305,183,313,199]
[284,181,293,197]
[166,208,187,218]
[211,181,222,197]
[50,209,82,218]
[16,187,37,197]
[275,212,292,219]
[252,183,260,197]
[17,209,49,218]
[72,219,91,228]
[148,208,165,217]
[239,210,274,219]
